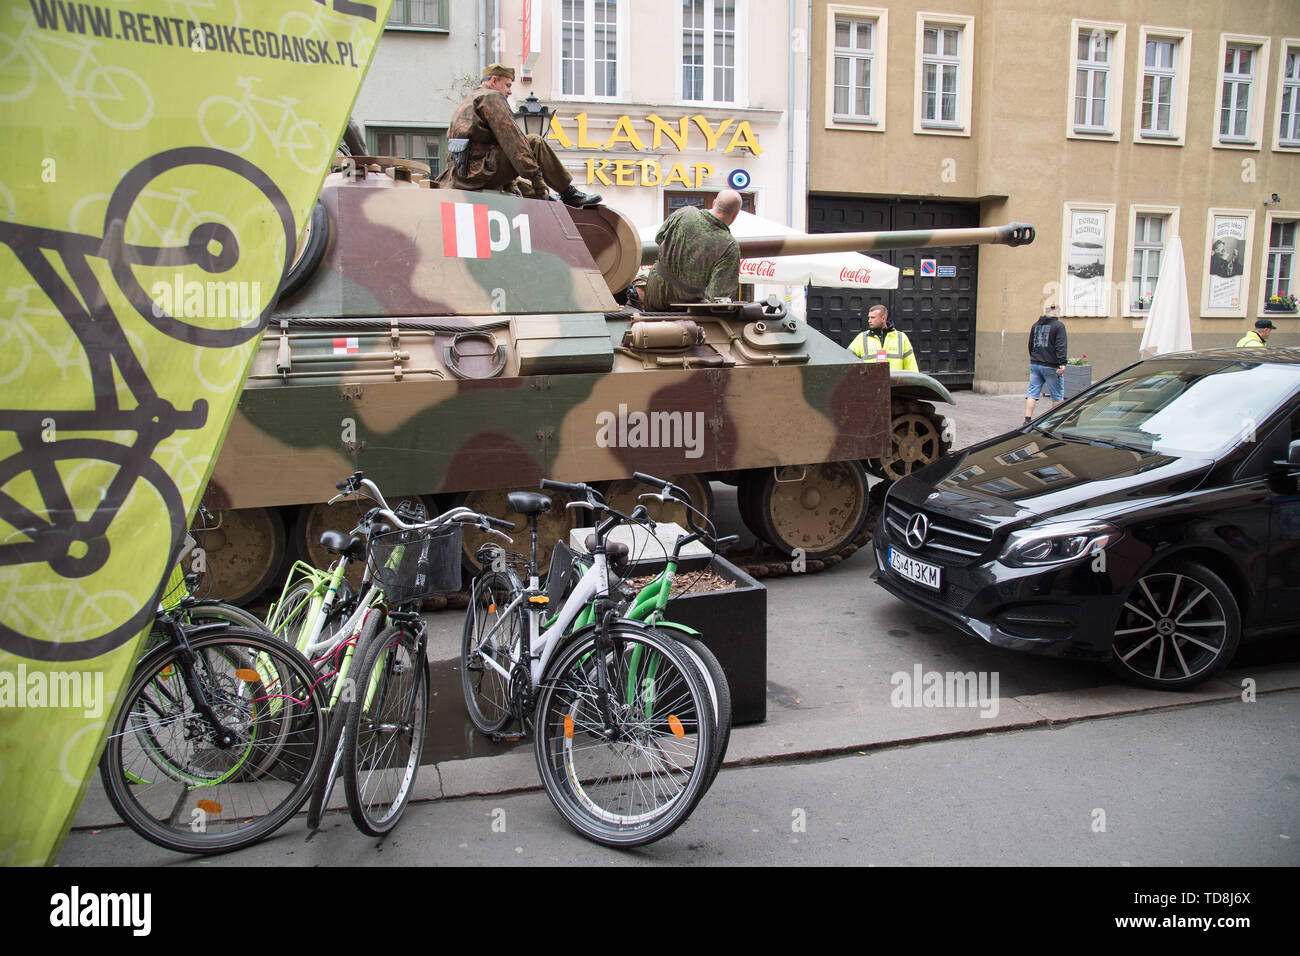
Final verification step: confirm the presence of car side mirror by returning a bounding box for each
[1273,439,1300,473]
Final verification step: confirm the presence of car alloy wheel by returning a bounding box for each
[1109,560,1241,690]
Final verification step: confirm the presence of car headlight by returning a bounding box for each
[999,520,1121,568]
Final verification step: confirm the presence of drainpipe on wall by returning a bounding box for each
[478,0,487,75]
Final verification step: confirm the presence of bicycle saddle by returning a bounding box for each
[319,530,365,560]
[584,535,630,572]
[507,491,551,516]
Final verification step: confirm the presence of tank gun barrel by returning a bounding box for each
[641,221,1035,266]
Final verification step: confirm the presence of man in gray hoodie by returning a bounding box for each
[1025,304,1067,423]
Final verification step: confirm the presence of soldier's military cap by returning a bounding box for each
[483,63,515,80]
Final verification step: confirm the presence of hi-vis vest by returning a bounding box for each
[848,327,919,372]
[1235,331,1266,348]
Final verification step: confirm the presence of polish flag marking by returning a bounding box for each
[442,202,493,259]
[333,337,359,354]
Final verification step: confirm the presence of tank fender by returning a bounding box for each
[889,370,955,406]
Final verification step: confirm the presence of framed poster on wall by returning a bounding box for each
[1201,209,1255,317]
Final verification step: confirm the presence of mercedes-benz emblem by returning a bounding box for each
[905,512,930,550]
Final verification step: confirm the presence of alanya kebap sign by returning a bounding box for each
[548,113,763,188]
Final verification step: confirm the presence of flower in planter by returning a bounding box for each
[1135,293,1153,310]
[1265,291,1298,312]
[1067,355,1090,366]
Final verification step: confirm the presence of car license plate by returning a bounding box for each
[889,547,941,590]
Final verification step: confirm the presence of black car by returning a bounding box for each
[874,348,1300,689]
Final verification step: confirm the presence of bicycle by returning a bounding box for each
[98,614,325,854]
[269,471,509,835]
[462,479,716,847]
[559,473,736,788]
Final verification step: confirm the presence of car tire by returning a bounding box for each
[1108,560,1241,691]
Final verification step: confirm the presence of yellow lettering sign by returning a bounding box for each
[612,159,637,186]
[647,113,689,151]
[663,162,693,187]
[547,114,573,148]
[639,159,663,186]
[585,158,613,186]
[725,121,763,155]
[693,162,715,187]
[575,113,605,149]
[690,115,733,151]
[604,116,646,151]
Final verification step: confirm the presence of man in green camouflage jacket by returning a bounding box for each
[437,63,600,207]
[643,190,742,311]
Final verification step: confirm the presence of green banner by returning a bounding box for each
[0,0,391,865]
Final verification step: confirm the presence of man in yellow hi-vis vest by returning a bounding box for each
[847,304,919,371]
[1236,318,1275,347]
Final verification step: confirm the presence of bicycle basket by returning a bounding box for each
[367,524,463,604]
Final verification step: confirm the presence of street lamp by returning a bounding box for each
[513,93,553,137]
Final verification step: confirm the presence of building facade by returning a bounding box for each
[810,0,1300,389]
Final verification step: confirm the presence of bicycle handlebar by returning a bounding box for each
[333,473,515,538]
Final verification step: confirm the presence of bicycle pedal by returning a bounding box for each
[490,732,525,743]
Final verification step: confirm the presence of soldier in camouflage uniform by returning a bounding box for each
[437,63,601,207]
[642,190,742,311]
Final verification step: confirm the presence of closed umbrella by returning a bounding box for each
[1139,236,1193,358]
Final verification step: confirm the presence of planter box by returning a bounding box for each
[1062,364,1092,399]
[625,553,767,725]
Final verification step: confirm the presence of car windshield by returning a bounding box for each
[1036,358,1299,457]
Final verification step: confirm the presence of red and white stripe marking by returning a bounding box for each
[442,202,492,259]
[333,336,359,354]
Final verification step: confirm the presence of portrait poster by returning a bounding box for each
[1065,207,1110,315]
[1200,210,1255,317]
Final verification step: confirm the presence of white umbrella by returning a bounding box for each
[1139,235,1193,359]
[638,209,899,289]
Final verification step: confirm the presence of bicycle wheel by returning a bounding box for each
[460,571,521,734]
[343,624,428,836]
[305,608,380,829]
[534,625,714,848]
[141,601,268,656]
[266,580,321,648]
[669,632,731,789]
[99,627,323,854]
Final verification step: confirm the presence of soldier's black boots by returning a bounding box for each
[559,184,602,207]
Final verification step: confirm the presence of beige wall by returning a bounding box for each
[811,0,1300,386]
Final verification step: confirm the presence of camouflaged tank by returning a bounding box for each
[200,157,1033,601]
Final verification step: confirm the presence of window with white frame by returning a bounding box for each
[561,0,619,98]
[1278,45,1300,147]
[1075,29,1111,130]
[921,25,960,125]
[1141,38,1177,135]
[1131,214,1167,312]
[682,0,737,103]
[368,127,446,177]
[1264,218,1297,309]
[833,15,874,120]
[1220,46,1256,140]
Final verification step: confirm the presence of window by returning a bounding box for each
[682,0,738,103]
[1067,21,1124,140]
[833,16,874,120]
[560,0,620,99]
[1274,41,1300,149]
[1141,40,1175,133]
[368,127,445,177]
[386,0,448,30]
[1214,35,1269,149]
[1131,214,1167,313]
[913,14,973,136]
[1134,28,1190,144]
[1263,216,1297,311]
[922,26,959,124]
[825,6,887,130]
[1221,47,1254,139]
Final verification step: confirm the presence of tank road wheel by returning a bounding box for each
[193,507,287,606]
[456,488,579,576]
[601,474,715,531]
[870,400,952,482]
[745,461,870,561]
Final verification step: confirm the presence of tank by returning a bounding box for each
[199,156,1033,602]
